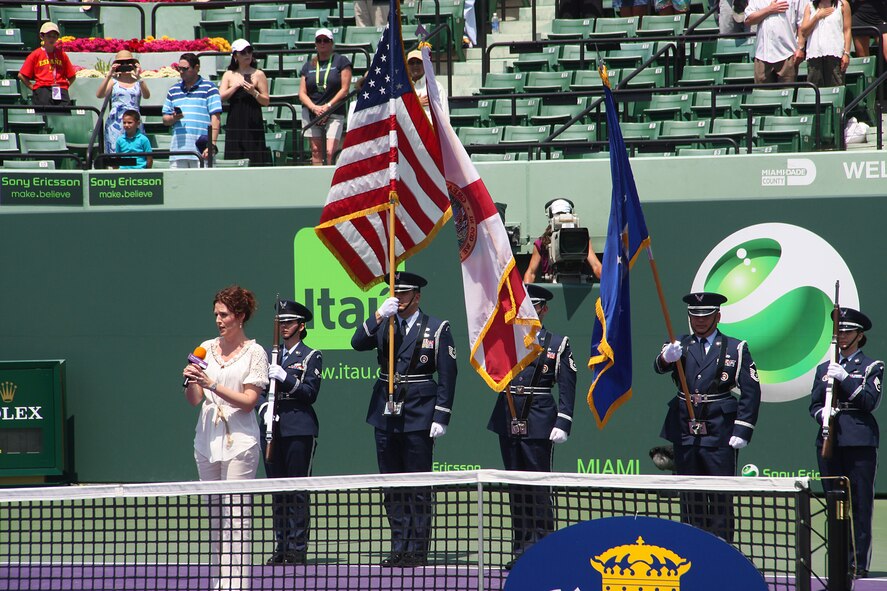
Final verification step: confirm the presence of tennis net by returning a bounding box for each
[0,470,814,591]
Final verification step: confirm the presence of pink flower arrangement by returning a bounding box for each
[58,36,228,53]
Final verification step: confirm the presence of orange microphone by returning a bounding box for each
[182,346,208,387]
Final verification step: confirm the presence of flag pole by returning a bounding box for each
[646,249,696,421]
[386,0,399,414]
[387,197,397,413]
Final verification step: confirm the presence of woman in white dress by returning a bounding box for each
[183,285,269,591]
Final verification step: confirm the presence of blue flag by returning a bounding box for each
[587,82,651,429]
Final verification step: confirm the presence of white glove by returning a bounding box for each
[661,340,683,364]
[729,436,748,449]
[269,364,287,382]
[816,407,840,420]
[549,427,568,444]
[257,402,268,416]
[827,362,849,382]
[430,422,447,438]
[377,297,400,319]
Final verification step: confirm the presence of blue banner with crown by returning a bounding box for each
[505,516,766,591]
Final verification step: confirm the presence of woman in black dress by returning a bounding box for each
[219,39,270,166]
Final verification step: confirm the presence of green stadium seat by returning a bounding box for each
[458,126,502,145]
[571,69,621,91]
[723,62,756,85]
[7,109,46,133]
[270,77,301,101]
[690,92,742,119]
[589,17,639,40]
[677,147,735,156]
[195,6,244,40]
[326,2,356,27]
[621,121,659,140]
[548,18,594,39]
[558,45,599,70]
[512,47,560,72]
[151,159,171,169]
[0,131,17,153]
[489,98,541,126]
[638,14,685,37]
[677,64,725,87]
[400,1,420,24]
[742,88,793,116]
[634,151,676,157]
[511,150,564,160]
[844,56,877,116]
[46,111,98,160]
[3,159,56,169]
[791,86,845,144]
[19,133,68,154]
[580,150,613,159]
[151,134,173,152]
[644,92,692,121]
[752,145,779,154]
[685,12,719,35]
[605,42,654,69]
[285,5,328,28]
[708,117,760,151]
[531,100,587,125]
[659,119,709,143]
[4,57,24,79]
[265,131,288,165]
[622,66,665,88]
[48,5,103,38]
[0,79,21,104]
[501,125,550,143]
[1,5,37,29]
[550,123,598,142]
[264,54,309,77]
[470,153,515,162]
[342,26,385,53]
[416,0,466,60]
[758,115,814,152]
[524,71,573,93]
[255,28,300,50]
[479,73,526,94]
[450,100,493,127]
[259,105,279,131]
[244,4,287,41]
[0,29,24,52]
[712,37,756,64]
[274,104,301,129]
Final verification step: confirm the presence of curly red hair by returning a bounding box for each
[213,285,257,323]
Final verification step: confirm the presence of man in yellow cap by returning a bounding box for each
[407,49,449,123]
[18,22,77,106]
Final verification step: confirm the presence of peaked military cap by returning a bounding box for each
[378,271,428,294]
[683,292,727,317]
[834,307,872,332]
[276,299,312,323]
[526,284,554,306]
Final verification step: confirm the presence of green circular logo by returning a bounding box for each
[693,223,858,403]
[741,464,759,477]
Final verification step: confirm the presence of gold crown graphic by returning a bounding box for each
[591,536,691,591]
[0,381,17,404]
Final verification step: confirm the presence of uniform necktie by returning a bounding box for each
[699,337,707,357]
[401,318,409,335]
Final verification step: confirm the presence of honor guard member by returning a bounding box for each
[259,299,323,566]
[809,307,883,579]
[487,284,576,569]
[351,271,457,568]
[654,292,761,542]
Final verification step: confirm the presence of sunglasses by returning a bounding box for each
[176,65,194,72]
[315,38,332,43]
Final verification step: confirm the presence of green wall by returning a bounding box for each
[2,151,887,487]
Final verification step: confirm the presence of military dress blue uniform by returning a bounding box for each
[809,308,883,576]
[258,300,323,565]
[351,275,457,566]
[487,322,576,560]
[654,294,761,541]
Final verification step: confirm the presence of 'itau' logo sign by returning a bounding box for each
[692,223,857,403]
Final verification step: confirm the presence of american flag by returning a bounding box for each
[315,3,451,291]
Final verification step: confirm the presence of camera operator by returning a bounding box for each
[523,199,602,284]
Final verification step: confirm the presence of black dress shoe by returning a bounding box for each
[266,552,285,565]
[855,568,869,579]
[503,558,516,570]
[283,550,308,565]
[401,552,428,567]
[381,553,404,567]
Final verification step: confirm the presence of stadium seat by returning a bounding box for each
[690,92,741,119]
[677,64,725,87]
[6,109,46,133]
[195,6,244,40]
[621,66,665,89]
[4,58,23,79]
[479,73,526,94]
[470,153,514,162]
[48,5,103,38]
[263,54,308,77]
[758,115,814,152]
[844,56,877,116]
[342,26,385,53]
[712,37,756,64]
[415,0,465,59]
[244,4,287,41]
[551,123,599,157]
[643,92,692,121]
[326,2,356,27]
[0,131,17,153]
[659,119,709,144]
[489,98,541,126]
[558,45,599,70]
[524,71,573,93]
[458,126,502,145]
[270,78,301,101]
[285,5,328,28]
[548,18,594,40]
[3,159,56,169]
[741,88,793,116]
[571,69,622,91]
[501,125,550,143]
[605,42,654,69]
[685,12,719,35]
[708,117,760,151]
[0,29,24,52]
[19,133,68,155]
[274,105,301,130]
[512,47,560,72]
[723,62,756,85]
[1,5,39,49]
[152,134,173,152]
[254,28,300,51]
[46,112,98,160]
[621,121,659,140]
[0,79,21,104]
[450,100,493,127]
[589,17,639,40]
[265,131,289,165]
[677,147,734,156]
[531,100,587,125]
[637,14,685,37]
[791,86,845,144]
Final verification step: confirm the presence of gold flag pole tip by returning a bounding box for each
[598,64,610,89]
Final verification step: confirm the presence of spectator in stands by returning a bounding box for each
[557,0,604,18]
[800,0,852,86]
[97,50,150,154]
[745,0,806,83]
[162,53,222,168]
[354,0,389,26]
[614,0,650,18]
[523,199,602,284]
[114,109,152,169]
[407,49,449,122]
[219,39,270,166]
[848,0,887,60]
[183,285,269,591]
[463,0,478,47]
[18,22,76,107]
[655,0,689,15]
[299,28,352,166]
